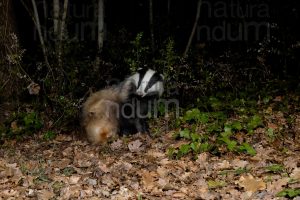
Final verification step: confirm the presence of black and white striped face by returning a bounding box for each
[129,68,164,97]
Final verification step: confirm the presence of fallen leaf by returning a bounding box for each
[214,160,231,170]
[141,170,156,190]
[120,161,133,171]
[290,168,300,180]
[97,161,110,173]
[27,82,40,95]
[157,166,168,177]
[51,158,71,169]
[62,147,73,157]
[196,152,209,163]
[36,189,55,200]
[146,150,165,158]
[273,96,282,102]
[172,192,186,198]
[60,185,81,199]
[110,139,123,150]
[69,175,81,184]
[74,151,93,167]
[87,178,97,186]
[283,157,298,169]
[55,134,72,142]
[231,159,249,169]
[207,180,226,189]
[267,122,278,130]
[267,177,289,194]
[237,174,266,194]
[157,178,168,187]
[10,121,18,132]
[128,140,143,152]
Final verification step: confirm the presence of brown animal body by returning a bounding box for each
[81,82,132,144]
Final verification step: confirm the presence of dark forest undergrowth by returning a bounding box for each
[1,0,300,197]
[1,86,300,199]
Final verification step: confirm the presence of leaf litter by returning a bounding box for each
[0,115,300,199]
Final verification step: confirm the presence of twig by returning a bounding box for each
[183,0,202,58]
[58,0,69,67]
[31,0,54,77]
[149,0,155,53]
[97,0,104,53]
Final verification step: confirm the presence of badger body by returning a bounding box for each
[81,68,164,144]
[122,68,164,134]
[81,82,132,144]
[129,68,164,97]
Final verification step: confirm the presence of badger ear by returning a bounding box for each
[160,74,164,80]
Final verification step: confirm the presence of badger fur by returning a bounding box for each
[121,68,164,134]
[81,81,133,144]
[81,68,164,144]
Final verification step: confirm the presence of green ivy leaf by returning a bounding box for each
[231,121,242,130]
[177,144,191,158]
[220,136,237,151]
[200,142,210,152]
[190,133,200,142]
[247,115,263,131]
[238,143,256,155]
[276,189,300,198]
[209,97,222,111]
[184,109,209,124]
[265,164,285,173]
[179,129,191,139]
[184,108,201,122]
[190,142,200,153]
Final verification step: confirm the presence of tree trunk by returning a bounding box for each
[0,0,17,58]
[149,0,155,54]
[31,0,51,71]
[58,0,69,66]
[97,0,104,54]
[183,0,202,58]
[53,0,60,36]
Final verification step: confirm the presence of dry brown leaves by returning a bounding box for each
[1,120,300,199]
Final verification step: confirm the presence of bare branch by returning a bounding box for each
[149,0,155,53]
[30,0,52,74]
[98,0,104,53]
[58,0,69,66]
[53,0,60,36]
[183,0,202,58]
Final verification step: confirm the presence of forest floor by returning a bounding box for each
[1,99,300,199]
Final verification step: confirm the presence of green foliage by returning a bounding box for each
[207,180,227,189]
[246,115,263,134]
[238,143,256,156]
[265,164,285,173]
[179,129,191,139]
[219,167,250,176]
[49,95,79,128]
[167,94,270,158]
[52,181,65,194]
[155,38,178,68]
[62,167,76,176]
[1,111,43,140]
[43,130,57,140]
[157,101,166,116]
[154,38,189,98]
[125,32,150,72]
[137,193,143,200]
[183,108,209,123]
[276,189,300,198]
